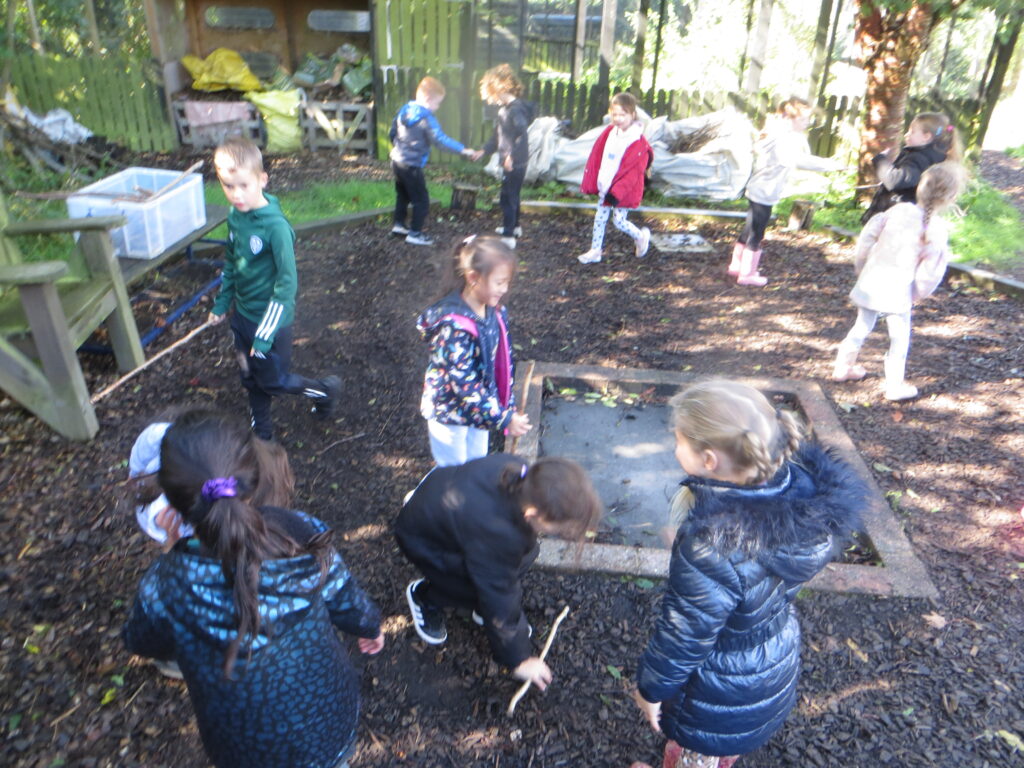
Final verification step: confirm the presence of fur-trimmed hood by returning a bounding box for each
[679,441,866,581]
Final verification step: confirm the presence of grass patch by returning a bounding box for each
[950,177,1024,270]
[203,178,455,240]
[1005,144,1024,160]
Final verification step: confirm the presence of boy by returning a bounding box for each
[390,76,478,246]
[207,136,340,441]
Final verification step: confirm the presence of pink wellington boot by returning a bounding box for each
[736,249,767,286]
[727,242,744,276]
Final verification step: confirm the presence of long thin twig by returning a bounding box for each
[507,605,570,716]
[91,319,215,404]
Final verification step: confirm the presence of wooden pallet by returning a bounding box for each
[172,101,265,149]
[301,101,372,153]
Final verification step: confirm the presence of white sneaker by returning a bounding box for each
[405,231,435,246]
[884,382,919,401]
[500,237,517,249]
[577,248,602,264]
[391,224,410,237]
[635,227,651,258]
[495,226,523,237]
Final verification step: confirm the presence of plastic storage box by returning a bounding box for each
[67,168,206,259]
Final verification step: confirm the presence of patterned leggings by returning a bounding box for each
[591,205,641,250]
[663,740,739,768]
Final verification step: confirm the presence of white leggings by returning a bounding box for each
[427,420,489,467]
[591,206,641,251]
[841,308,912,386]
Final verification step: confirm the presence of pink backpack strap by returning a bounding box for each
[494,311,512,408]
[441,313,478,337]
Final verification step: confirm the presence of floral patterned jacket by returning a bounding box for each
[417,292,516,430]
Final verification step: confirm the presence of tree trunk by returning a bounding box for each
[975,10,1024,150]
[854,1,936,194]
[571,0,587,85]
[933,11,956,93]
[598,0,617,91]
[84,0,103,51]
[738,0,757,90]
[808,0,835,101]
[743,0,775,94]
[650,0,667,93]
[25,0,45,54]
[631,0,650,95]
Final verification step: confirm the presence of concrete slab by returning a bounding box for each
[512,362,939,601]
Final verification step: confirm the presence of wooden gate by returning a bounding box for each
[372,0,474,161]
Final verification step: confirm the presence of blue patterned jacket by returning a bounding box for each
[122,510,381,768]
[417,292,517,430]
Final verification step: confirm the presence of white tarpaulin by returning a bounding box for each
[3,88,93,144]
[484,115,568,185]
[515,107,760,201]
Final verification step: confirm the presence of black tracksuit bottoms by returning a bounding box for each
[229,312,328,440]
[392,160,430,234]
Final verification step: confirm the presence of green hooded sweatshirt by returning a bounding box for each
[211,193,296,354]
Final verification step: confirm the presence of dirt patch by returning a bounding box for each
[1,169,1023,767]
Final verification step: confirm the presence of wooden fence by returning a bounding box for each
[8,54,177,152]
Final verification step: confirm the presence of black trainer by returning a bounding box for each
[310,375,341,420]
[406,579,447,645]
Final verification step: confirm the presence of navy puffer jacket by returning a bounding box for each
[636,442,865,756]
[123,509,381,768]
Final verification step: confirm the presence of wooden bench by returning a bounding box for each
[0,192,145,440]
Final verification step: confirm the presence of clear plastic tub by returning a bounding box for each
[67,168,206,259]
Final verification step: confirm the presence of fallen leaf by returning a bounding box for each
[992,729,1024,752]
[845,638,869,663]
[891,411,904,422]
[873,462,895,473]
[605,664,622,680]
[922,612,947,630]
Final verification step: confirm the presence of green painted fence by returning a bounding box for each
[9,54,177,152]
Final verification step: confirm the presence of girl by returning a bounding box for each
[632,380,864,768]
[477,63,535,249]
[122,411,384,768]
[396,453,602,691]
[861,111,961,224]
[832,162,964,401]
[730,97,840,286]
[417,235,531,466]
[578,92,653,265]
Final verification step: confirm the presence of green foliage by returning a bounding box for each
[1006,145,1024,160]
[950,176,1024,269]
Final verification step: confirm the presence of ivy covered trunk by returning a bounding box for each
[854,1,936,198]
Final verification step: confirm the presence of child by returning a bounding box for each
[390,76,479,246]
[832,162,964,401]
[417,235,531,466]
[396,453,601,691]
[128,418,295,548]
[861,112,961,224]
[730,97,841,286]
[632,380,864,768]
[578,92,653,265]
[122,410,384,768]
[207,137,340,442]
[477,63,535,249]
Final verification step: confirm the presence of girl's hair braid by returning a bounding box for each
[916,161,966,247]
[670,380,805,485]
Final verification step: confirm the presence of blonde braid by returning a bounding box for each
[741,429,778,485]
[776,408,804,464]
[920,197,934,248]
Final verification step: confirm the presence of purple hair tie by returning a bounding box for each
[202,476,238,503]
[520,464,528,478]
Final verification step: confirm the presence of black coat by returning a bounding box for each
[395,454,537,667]
[483,99,535,170]
[862,142,947,223]
[636,443,865,756]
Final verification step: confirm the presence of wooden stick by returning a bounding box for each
[507,359,536,455]
[145,161,204,201]
[507,605,570,716]
[90,319,215,404]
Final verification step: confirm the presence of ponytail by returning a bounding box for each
[500,457,602,542]
[159,411,333,678]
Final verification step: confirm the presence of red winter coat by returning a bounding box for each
[581,124,653,209]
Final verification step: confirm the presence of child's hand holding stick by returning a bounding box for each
[507,605,570,716]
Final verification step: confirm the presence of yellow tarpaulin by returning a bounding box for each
[245,90,303,153]
[182,48,262,93]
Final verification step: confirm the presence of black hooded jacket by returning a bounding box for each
[862,142,947,223]
[395,454,536,667]
[483,99,536,170]
[636,442,866,757]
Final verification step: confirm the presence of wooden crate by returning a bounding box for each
[172,100,265,149]
[301,101,373,153]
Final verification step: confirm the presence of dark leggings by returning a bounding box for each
[738,201,773,250]
[393,161,430,233]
